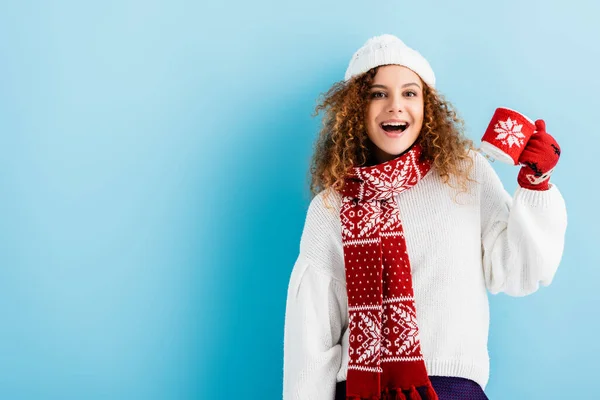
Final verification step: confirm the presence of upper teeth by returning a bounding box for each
[382,122,407,126]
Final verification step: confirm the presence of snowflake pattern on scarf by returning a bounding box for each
[341,147,432,383]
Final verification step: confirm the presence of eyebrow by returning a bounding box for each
[369,83,421,90]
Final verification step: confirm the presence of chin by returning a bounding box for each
[367,126,421,162]
[390,142,414,154]
[381,138,417,154]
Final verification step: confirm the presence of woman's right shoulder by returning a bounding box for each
[307,187,343,218]
[299,187,345,282]
[303,188,343,241]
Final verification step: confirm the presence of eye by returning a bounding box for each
[370,90,417,99]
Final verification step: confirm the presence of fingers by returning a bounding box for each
[534,119,546,133]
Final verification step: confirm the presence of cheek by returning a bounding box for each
[410,105,424,124]
[366,105,378,127]
[366,103,375,119]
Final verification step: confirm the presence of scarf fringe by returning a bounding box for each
[424,382,439,400]
[394,388,407,400]
[347,382,439,400]
[407,386,420,400]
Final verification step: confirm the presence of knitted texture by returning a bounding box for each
[339,144,437,400]
[283,150,568,400]
[344,34,436,89]
[480,107,536,165]
[517,119,561,191]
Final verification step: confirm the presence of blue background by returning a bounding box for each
[1,0,597,399]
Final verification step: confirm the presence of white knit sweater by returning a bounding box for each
[282,150,567,400]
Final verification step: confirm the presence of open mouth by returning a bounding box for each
[380,122,409,133]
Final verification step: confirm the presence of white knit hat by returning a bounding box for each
[344,34,436,89]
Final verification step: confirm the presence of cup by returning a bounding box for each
[480,107,536,165]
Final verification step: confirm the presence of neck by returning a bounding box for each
[366,140,419,167]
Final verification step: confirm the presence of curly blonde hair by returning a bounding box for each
[307,65,477,206]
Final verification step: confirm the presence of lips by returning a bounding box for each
[380,121,410,133]
[381,118,409,124]
[379,122,410,139]
[380,126,408,138]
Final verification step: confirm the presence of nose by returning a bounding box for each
[387,91,405,113]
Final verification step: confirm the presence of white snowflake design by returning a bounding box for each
[350,301,423,369]
[358,158,417,201]
[340,156,420,240]
[494,117,526,148]
[349,310,382,366]
[381,302,421,358]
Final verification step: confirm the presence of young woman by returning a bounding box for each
[283,34,566,400]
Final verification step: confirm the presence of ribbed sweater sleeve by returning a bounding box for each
[283,192,348,400]
[478,152,568,296]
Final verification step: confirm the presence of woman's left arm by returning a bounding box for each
[479,120,567,296]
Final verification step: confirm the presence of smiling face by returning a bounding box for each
[365,65,425,164]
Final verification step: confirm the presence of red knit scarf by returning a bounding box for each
[339,143,438,400]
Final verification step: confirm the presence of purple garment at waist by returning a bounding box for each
[335,376,489,400]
